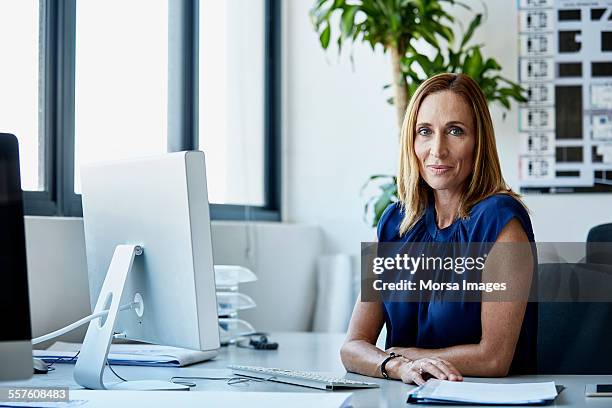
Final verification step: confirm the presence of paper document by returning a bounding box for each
[407,379,558,405]
[34,342,214,367]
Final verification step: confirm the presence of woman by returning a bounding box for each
[341,73,537,385]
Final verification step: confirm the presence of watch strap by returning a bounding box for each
[380,352,402,379]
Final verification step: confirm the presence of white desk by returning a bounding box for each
[7,332,612,407]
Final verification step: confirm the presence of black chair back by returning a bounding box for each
[538,302,612,374]
[537,224,612,374]
[587,223,612,264]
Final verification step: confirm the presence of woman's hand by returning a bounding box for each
[398,357,463,386]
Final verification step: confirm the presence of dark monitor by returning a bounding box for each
[0,133,32,380]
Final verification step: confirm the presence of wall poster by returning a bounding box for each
[518,0,612,193]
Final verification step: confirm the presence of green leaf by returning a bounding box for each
[498,88,517,97]
[413,53,433,74]
[408,80,419,97]
[341,5,359,39]
[498,95,510,110]
[373,189,394,224]
[389,12,400,34]
[498,87,527,103]
[437,24,455,44]
[460,13,482,48]
[370,180,398,227]
[481,57,501,73]
[450,0,473,11]
[352,24,362,41]
[463,47,482,77]
[416,23,441,49]
[433,51,445,70]
[309,0,333,27]
[320,23,331,48]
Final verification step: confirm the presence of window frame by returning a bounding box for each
[23,0,281,222]
[22,0,58,216]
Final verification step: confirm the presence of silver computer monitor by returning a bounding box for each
[0,133,33,381]
[77,151,219,389]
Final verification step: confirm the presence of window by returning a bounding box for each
[199,0,265,206]
[0,1,44,192]
[10,0,281,220]
[73,0,168,194]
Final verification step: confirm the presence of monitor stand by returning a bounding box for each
[73,244,188,391]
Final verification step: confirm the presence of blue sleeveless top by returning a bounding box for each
[377,193,537,374]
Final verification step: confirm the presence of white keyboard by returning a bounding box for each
[228,364,380,390]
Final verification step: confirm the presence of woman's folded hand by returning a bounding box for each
[398,357,463,386]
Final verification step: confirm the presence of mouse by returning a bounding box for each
[33,357,49,374]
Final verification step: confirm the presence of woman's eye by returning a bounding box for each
[417,128,431,136]
[449,127,463,136]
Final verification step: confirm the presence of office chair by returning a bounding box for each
[586,223,612,265]
[537,224,612,374]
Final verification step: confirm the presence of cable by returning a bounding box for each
[170,375,275,388]
[106,361,128,382]
[45,350,80,372]
[224,331,269,344]
[32,302,138,345]
[227,376,269,387]
[170,376,231,388]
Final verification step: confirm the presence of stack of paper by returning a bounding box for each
[407,379,558,405]
[34,342,216,367]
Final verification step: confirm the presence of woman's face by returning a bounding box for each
[413,90,476,195]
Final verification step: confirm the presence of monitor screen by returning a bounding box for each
[0,134,31,341]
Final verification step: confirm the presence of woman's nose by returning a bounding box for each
[430,133,447,159]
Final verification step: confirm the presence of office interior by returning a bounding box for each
[2,0,612,405]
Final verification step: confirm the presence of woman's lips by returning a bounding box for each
[427,165,453,175]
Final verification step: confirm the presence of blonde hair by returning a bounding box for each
[397,73,523,236]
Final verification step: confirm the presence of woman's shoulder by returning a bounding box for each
[471,193,527,217]
[377,202,430,242]
[376,202,403,241]
[468,193,534,241]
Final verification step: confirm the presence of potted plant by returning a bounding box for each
[310,0,527,226]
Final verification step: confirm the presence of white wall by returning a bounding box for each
[208,221,322,331]
[284,0,398,254]
[283,0,612,250]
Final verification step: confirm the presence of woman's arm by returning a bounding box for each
[387,218,532,377]
[341,294,463,384]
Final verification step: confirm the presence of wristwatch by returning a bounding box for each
[380,352,403,379]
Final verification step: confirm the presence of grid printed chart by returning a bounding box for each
[518,0,612,193]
